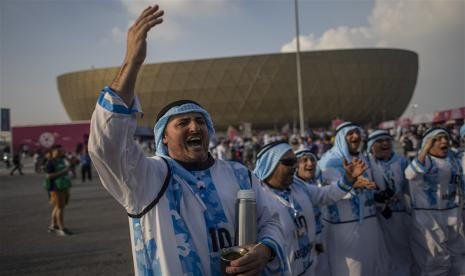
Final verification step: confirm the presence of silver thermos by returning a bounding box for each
[235,189,257,246]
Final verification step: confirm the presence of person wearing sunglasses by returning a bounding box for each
[366,129,414,276]
[253,141,369,275]
[405,127,465,275]
[318,122,389,276]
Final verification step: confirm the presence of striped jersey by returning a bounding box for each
[319,151,377,223]
[405,155,463,210]
[89,89,288,275]
[368,153,410,212]
[261,177,349,275]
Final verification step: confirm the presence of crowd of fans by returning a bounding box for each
[398,121,463,158]
[5,120,462,174]
[202,120,464,170]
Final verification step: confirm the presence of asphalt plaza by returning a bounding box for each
[0,161,133,276]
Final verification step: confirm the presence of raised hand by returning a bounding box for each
[110,4,164,106]
[343,158,368,183]
[418,136,435,164]
[125,5,164,65]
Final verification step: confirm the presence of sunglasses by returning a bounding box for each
[279,158,297,167]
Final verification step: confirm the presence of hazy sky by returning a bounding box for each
[1,0,464,126]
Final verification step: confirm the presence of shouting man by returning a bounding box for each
[89,5,286,275]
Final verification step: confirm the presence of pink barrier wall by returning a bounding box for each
[12,122,90,154]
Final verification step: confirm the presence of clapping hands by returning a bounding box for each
[342,158,377,189]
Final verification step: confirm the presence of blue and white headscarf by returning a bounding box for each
[254,142,293,181]
[332,122,363,162]
[420,127,449,152]
[367,129,392,152]
[295,148,321,179]
[154,102,215,156]
[295,148,318,161]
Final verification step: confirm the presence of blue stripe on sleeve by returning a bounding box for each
[260,237,289,275]
[411,158,428,174]
[336,176,352,193]
[97,86,141,115]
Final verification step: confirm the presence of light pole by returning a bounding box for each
[294,0,305,137]
[411,103,418,118]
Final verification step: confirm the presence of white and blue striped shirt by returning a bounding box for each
[89,89,288,275]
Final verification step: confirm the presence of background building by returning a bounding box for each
[57,49,418,130]
[12,122,90,154]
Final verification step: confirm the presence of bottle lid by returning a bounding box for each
[237,189,255,200]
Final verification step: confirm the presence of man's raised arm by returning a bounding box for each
[88,5,165,215]
[110,5,164,106]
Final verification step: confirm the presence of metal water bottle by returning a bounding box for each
[235,189,257,246]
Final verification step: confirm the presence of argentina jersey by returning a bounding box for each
[89,89,288,276]
[406,156,461,210]
[319,153,377,223]
[369,154,410,212]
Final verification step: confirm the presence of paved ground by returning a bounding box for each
[0,160,133,276]
[0,142,407,276]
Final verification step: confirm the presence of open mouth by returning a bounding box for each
[440,145,449,151]
[186,137,203,148]
[305,167,315,172]
[350,141,360,148]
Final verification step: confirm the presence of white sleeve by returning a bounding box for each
[405,156,431,181]
[88,88,168,215]
[320,165,354,201]
[251,175,290,274]
[305,181,349,207]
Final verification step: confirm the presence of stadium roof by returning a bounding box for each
[57,48,418,130]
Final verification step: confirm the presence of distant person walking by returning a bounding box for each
[33,150,44,173]
[10,153,24,175]
[67,152,79,179]
[80,148,92,182]
[45,145,72,236]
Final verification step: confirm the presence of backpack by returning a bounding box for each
[42,159,71,191]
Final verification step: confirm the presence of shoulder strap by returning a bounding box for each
[248,170,253,187]
[127,157,171,218]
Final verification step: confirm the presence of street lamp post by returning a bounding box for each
[411,103,418,118]
[294,0,305,137]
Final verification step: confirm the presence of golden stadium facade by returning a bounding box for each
[57,49,418,130]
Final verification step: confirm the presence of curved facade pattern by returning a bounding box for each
[57,49,418,130]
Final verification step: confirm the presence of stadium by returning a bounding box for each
[57,48,418,130]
